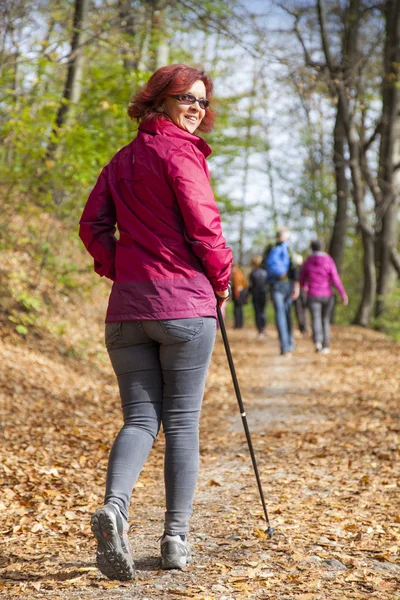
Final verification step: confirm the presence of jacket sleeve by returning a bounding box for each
[329,256,346,299]
[168,145,233,292]
[288,248,299,282]
[299,261,308,289]
[291,265,300,282]
[248,271,256,295]
[79,165,117,281]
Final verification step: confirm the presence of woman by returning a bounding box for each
[300,240,348,353]
[248,255,268,338]
[231,263,249,329]
[79,64,232,580]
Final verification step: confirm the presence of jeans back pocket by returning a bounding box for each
[105,322,123,348]
[160,318,204,342]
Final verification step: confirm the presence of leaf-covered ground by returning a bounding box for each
[1,313,399,600]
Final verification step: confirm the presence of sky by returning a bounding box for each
[174,1,325,256]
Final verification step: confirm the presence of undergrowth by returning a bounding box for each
[1,198,399,345]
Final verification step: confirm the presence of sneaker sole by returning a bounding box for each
[161,554,191,569]
[91,508,135,581]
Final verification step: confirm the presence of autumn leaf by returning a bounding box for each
[1,318,399,599]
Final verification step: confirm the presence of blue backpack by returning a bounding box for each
[265,243,290,282]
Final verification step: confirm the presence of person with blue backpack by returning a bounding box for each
[265,228,300,356]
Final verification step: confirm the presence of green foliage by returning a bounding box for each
[371,287,400,341]
[9,309,39,331]
[15,292,42,312]
[15,325,28,336]
[0,0,397,344]
[328,233,363,326]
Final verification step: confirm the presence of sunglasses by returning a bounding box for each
[171,93,210,110]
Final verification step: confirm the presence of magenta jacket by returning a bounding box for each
[300,252,346,299]
[79,118,233,322]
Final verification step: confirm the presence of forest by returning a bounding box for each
[1,2,399,600]
[1,0,399,339]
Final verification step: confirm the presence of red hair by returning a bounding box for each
[128,64,215,133]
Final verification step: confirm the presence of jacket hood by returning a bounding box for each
[139,117,212,158]
[300,251,346,299]
[309,252,328,262]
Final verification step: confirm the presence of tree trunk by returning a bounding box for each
[238,101,253,265]
[46,0,89,160]
[317,0,379,325]
[266,150,279,234]
[347,121,376,326]
[238,65,258,264]
[259,77,278,235]
[118,0,140,72]
[328,98,348,273]
[147,0,169,71]
[5,50,18,169]
[375,200,399,315]
[374,0,400,317]
[391,246,400,277]
[354,229,376,326]
[328,0,361,271]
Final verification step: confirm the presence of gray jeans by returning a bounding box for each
[307,295,335,348]
[104,317,216,536]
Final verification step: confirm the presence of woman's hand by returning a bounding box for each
[291,282,300,301]
[342,294,349,306]
[216,286,231,307]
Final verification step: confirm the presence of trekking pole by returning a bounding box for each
[217,304,275,538]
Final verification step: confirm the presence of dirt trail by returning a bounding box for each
[0,324,399,599]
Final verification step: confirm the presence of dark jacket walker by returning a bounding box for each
[248,255,268,335]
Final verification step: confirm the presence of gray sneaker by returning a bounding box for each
[161,534,191,569]
[91,503,135,580]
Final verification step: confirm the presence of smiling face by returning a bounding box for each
[162,80,207,134]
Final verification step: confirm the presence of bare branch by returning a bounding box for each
[356,30,385,79]
[279,4,326,69]
[375,194,397,228]
[360,155,382,207]
[172,0,263,60]
[363,120,383,152]
[58,15,132,63]
[289,71,312,125]
[316,0,337,73]
[361,2,385,13]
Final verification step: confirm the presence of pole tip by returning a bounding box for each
[264,526,275,538]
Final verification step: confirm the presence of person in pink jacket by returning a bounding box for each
[300,240,348,354]
[79,64,232,579]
